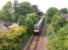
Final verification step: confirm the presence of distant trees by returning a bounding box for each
[46,7,59,23]
[0,1,12,22]
[15,1,39,25]
[0,1,40,25]
[45,7,68,24]
[15,1,36,23]
[16,2,35,16]
[45,7,68,50]
[46,7,59,17]
[2,1,12,21]
[32,5,42,15]
[60,8,68,14]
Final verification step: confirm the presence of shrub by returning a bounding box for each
[0,25,31,50]
[46,11,68,50]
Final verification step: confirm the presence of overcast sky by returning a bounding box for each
[0,0,68,12]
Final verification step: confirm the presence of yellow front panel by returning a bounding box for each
[34,30,39,32]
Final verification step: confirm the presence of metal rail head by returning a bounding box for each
[27,35,40,50]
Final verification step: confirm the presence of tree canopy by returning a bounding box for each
[60,8,68,14]
[46,7,59,23]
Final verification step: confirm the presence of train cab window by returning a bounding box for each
[34,25,39,32]
[34,25,39,30]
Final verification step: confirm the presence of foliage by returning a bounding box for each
[0,1,40,49]
[48,25,68,50]
[1,1,12,22]
[51,12,66,32]
[0,25,31,50]
[17,15,26,25]
[25,13,39,27]
[47,12,66,36]
[32,5,39,13]
[60,8,68,14]
[57,25,68,37]
[14,1,37,22]
[48,37,63,50]
[0,1,39,23]
[46,7,59,23]
[46,8,68,50]
[16,1,35,16]
[17,12,39,27]
[0,1,40,50]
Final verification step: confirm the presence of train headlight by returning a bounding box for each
[34,30,39,32]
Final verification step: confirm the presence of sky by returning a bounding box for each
[0,0,68,12]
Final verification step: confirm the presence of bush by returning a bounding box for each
[0,25,31,50]
[48,25,68,50]
[46,11,68,50]
[25,12,39,27]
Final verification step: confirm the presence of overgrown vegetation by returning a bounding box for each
[45,7,68,50]
[0,25,32,50]
[0,0,68,50]
[0,1,40,50]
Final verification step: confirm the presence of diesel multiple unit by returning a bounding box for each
[34,16,45,35]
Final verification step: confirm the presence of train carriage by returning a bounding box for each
[34,16,45,35]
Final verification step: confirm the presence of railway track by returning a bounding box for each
[23,35,40,50]
[23,16,45,50]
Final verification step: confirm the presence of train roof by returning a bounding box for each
[34,16,44,26]
[38,16,44,25]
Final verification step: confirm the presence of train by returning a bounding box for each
[33,16,45,35]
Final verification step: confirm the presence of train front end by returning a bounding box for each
[33,24,40,35]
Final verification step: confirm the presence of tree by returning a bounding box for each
[32,5,43,17]
[51,12,66,32]
[46,7,59,23]
[32,5,38,12]
[14,1,40,24]
[0,1,39,25]
[60,8,68,14]
[13,1,38,23]
[2,1,12,21]
[25,13,39,27]
[46,7,59,17]
[0,10,4,19]
[16,1,35,16]
[12,0,18,22]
